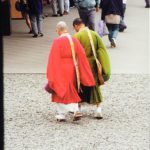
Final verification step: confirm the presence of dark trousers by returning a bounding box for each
[78,8,96,31]
[79,85,92,103]
[145,0,150,6]
[70,0,74,7]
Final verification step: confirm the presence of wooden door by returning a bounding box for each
[10,0,22,19]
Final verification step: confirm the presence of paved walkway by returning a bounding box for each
[3,0,150,74]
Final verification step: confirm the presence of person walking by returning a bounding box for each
[28,0,43,38]
[100,0,123,47]
[74,0,100,31]
[46,21,95,121]
[51,0,64,16]
[19,0,32,33]
[73,18,111,119]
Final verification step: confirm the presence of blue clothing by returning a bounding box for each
[28,0,43,15]
[106,24,119,42]
[30,14,43,35]
[74,0,100,10]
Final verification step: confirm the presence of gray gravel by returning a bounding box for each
[4,74,150,150]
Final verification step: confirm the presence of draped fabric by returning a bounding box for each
[74,29,111,104]
[47,35,95,104]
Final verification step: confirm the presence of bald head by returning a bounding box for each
[56,21,68,35]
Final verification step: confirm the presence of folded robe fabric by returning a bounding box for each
[46,35,95,104]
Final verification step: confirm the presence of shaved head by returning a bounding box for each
[56,21,68,32]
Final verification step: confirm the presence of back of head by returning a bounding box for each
[56,21,68,32]
[73,18,84,27]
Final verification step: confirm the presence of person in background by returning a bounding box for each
[119,0,127,32]
[51,0,64,16]
[73,18,111,119]
[64,0,70,15]
[145,0,150,8]
[70,0,75,8]
[28,0,43,38]
[74,0,100,31]
[100,0,123,47]
[20,0,32,33]
[46,21,95,121]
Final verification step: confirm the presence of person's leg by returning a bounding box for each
[122,4,126,20]
[58,0,64,15]
[56,103,68,121]
[56,103,82,121]
[119,4,127,32]
[51,0,58,16]
[119,19,127,32]
[106,23,113,42]
[30,14,38,37]
[112,24,119,39]
[66,103,82,121]
[145,0,150,7]
[111,24,119,47]
[64,0,70,14]
[22,12,32,32]
[87,9,96,31]
[26,15,32,33]
[94,102,103,119]
[37,14,43,36]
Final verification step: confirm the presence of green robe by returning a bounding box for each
[74,28,111,104]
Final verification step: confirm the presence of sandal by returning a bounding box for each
[73,111,82,121]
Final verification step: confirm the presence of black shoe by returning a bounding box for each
[60,14,63,17]
[145,5,150,8]
[28,30,33,34]
[32,34,38,38]
[39,33,44,37]
[119,26,127,32]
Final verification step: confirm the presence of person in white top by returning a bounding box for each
[123,0,127,4]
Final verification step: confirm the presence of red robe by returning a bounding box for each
[47,35,95,104]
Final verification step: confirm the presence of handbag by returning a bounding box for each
[67,35,81,92]
[105,14,121,24]
[86,28,104,85]
[15,1,24,12]
[97,20,109,37]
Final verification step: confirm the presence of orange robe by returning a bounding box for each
[47,35,95,104]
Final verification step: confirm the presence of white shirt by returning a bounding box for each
[123,0,127,4]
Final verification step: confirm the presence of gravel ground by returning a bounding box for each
[4,74,150,150]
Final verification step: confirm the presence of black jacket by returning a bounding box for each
[100,0,123,20]
[28,0,43,15]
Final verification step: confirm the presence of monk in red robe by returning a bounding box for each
[46,21,95,121]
